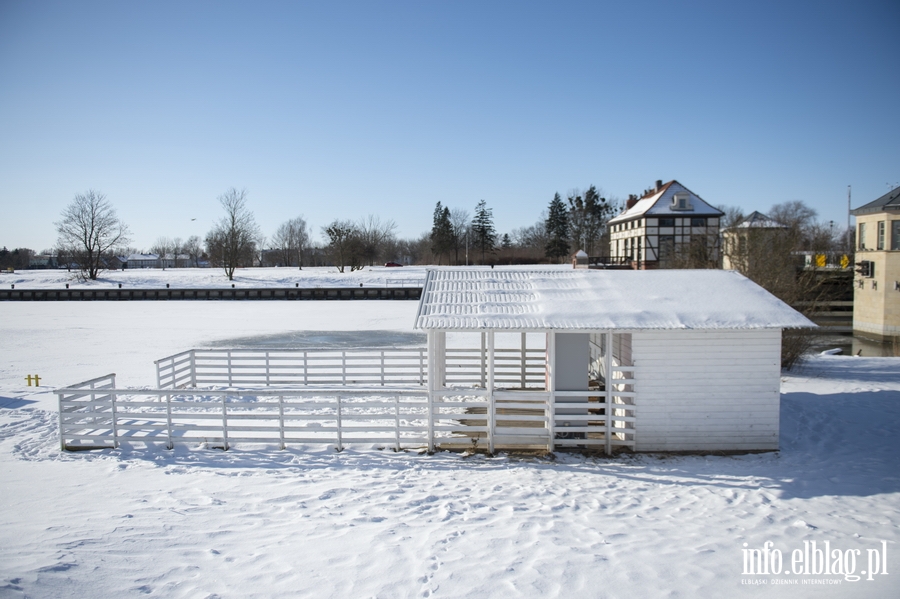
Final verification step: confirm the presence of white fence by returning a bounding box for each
[57,375,489,452]
[57,373,634,454]
[385,278,425,288]
[60,347,633,454]
[155,347,547,391]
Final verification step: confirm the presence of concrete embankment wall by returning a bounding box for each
[0,287,422,301]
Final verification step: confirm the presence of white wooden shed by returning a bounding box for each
[415,268,814,453]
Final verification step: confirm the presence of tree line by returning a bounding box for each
[35,185,853,282]
[43,185,622,280]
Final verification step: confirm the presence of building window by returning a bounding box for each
[859,222,867,250]
[877,221,885,250]
[892,221,900,251]
[660,218,675,227]
[671,192,692,211]
[659,235,675,261]
[691,217,706,227]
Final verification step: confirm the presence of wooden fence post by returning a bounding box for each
[394,394,401,451]
[222,395,229,450]
[419,349,425,385]
[278,395,285,450]
[165,394,174,450]
[480,332,486,388]
[57,391,65,451]
[335,395,343,452]
[520,332,527,388]
[111,390,119,449]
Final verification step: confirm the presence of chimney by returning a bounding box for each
[626,194,638,209]
[655,179,663,192]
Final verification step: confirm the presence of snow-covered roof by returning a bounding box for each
[608,180,724,224]
[729,211,787,229]
[414,269,814,331]
[126,253,159,261]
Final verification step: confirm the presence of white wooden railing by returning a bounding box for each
[385,278,425,288]
[155,347,547,391]
[58,378,491,452]
[445,348,546,388]
[61,357,632,455]
[57,380,633,454]
[155,348,428,389]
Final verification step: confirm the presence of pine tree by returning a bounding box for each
[471,199,497,263]
[430,202,453,264]
[544,192,570,262]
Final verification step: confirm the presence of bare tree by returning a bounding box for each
[510,217,549,262]
[401,232,432,265]
[272,216,311,268]
[357,215,397,266]
[449,208,470,265]
[769,200,817,234]
[151,236,174,269]
[205,188,260,280]
[55,190,131,280]
[254,233,267,266]
[183,235,203,267]
[717,205,745,229]
[323,219,363,273]
[171,237,184,267]
[721,201,846,369]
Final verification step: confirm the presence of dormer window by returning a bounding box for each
[671,192,692,211]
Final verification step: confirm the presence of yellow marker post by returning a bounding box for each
[25,374,41,387]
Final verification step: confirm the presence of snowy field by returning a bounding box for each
[1,296,899,598]
[2,265,523,290]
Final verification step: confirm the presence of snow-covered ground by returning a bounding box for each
[2,265,566,290]
[1,299,898,598]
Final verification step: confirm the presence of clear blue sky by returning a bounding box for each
[1,0,897,253]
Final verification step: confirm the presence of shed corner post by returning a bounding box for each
[604,331,613,456]
[487,331,495,455]
[547,332,556,453]
[426,330,440,452]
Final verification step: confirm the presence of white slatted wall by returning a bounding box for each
[632,329,782,451]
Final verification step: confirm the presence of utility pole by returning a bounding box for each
[847,185,852,250]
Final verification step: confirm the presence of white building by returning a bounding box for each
[125,253,160,269]
[721,211,789,272]
[415,268,813,453]
[851,187,900,341]
[608,180,724,269]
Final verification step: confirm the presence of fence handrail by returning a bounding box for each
[155,346,547,391]
[57,372,118,389]
[58,385,429,397]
